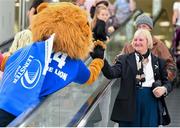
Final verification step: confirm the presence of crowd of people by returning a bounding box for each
[0,0,179,127]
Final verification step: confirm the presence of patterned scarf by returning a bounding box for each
[135,49,150,87]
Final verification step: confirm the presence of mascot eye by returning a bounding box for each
[87,22,90,26]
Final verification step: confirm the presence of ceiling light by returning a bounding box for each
[159,21,170,27]
[154,35,165,40]
[15,2,20,7]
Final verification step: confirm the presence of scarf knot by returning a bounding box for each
[135,49,150,86]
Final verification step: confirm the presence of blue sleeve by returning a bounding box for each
[74,60,90,84]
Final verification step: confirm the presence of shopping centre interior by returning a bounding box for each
[0,0,179,127]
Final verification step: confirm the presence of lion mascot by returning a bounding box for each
[0,2,105,126]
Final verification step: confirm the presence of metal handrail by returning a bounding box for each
[120,9,143,27]
[75,79,116,127]
[110,8,143,36]
[0,37,14,52]
[153,8,169,26]
[0,37,14,48]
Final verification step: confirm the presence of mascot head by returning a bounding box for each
[31,2,93,60]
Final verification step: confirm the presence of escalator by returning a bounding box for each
[3,9,142,127]
[2,1,179,127]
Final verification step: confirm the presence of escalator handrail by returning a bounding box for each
[120,9,143,27]
[0,37,14,49]
[110,9,143,35]
[68,79,116,127]
[153,8,169,26]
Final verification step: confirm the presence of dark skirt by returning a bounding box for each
[119,87,158,127]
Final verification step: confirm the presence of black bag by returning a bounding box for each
[160,98,171,126]
[152,80,171,126]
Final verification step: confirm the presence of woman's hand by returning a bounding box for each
[108,26,115,34]
[152,86,167,98]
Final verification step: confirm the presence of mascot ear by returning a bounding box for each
[37,2,49,13]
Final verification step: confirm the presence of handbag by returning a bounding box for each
[160,97,171,126]
[152,80,171,126]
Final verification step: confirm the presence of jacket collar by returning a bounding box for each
[127,52,137,77]
[126,52,160,80]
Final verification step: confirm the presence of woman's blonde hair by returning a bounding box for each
[9,29,33,54]
[91,5,108,29]
[132,29,153,49]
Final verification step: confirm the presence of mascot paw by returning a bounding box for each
[90,40,106,59]
[93,40,106,50]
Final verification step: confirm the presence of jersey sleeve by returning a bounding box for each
[74,60,90,84]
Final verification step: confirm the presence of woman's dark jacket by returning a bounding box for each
[93,19,107,41]
[102,52,172,124]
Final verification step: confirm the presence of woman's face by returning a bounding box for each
[137,24,151,31]
[97,9,110,22]
[133,33,148,54]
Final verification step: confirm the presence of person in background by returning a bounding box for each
[27,0,45,25]
[90,0,110,19]
[172,0,180,28]
[0,52,3,68]
[91,5,110,42]
[172,0,180,54]
[93,29,172,127]
[72,0,86,9]
[90,0,116,35]
[172,0,180,87]
[115,14,176,82]
[113,0,136,25]
[84,0,96,13]
[172,0,180,69]
[9,30,33,55]
[0,53,3,80]
[0,30,33,72]
[0,0,43,71]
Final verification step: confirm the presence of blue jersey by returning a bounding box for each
[40,52,90,97]
[0,49,90,116]
[0,41,49,116]
[0,42,90,116]
[0,35,90,116]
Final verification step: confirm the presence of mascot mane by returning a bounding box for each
[31,2,93,60]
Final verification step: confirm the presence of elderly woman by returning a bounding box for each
[92,29,172,127]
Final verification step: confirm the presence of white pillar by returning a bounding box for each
[19,0,29,31]
[0,0,15,44]
[152,0,162,17]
